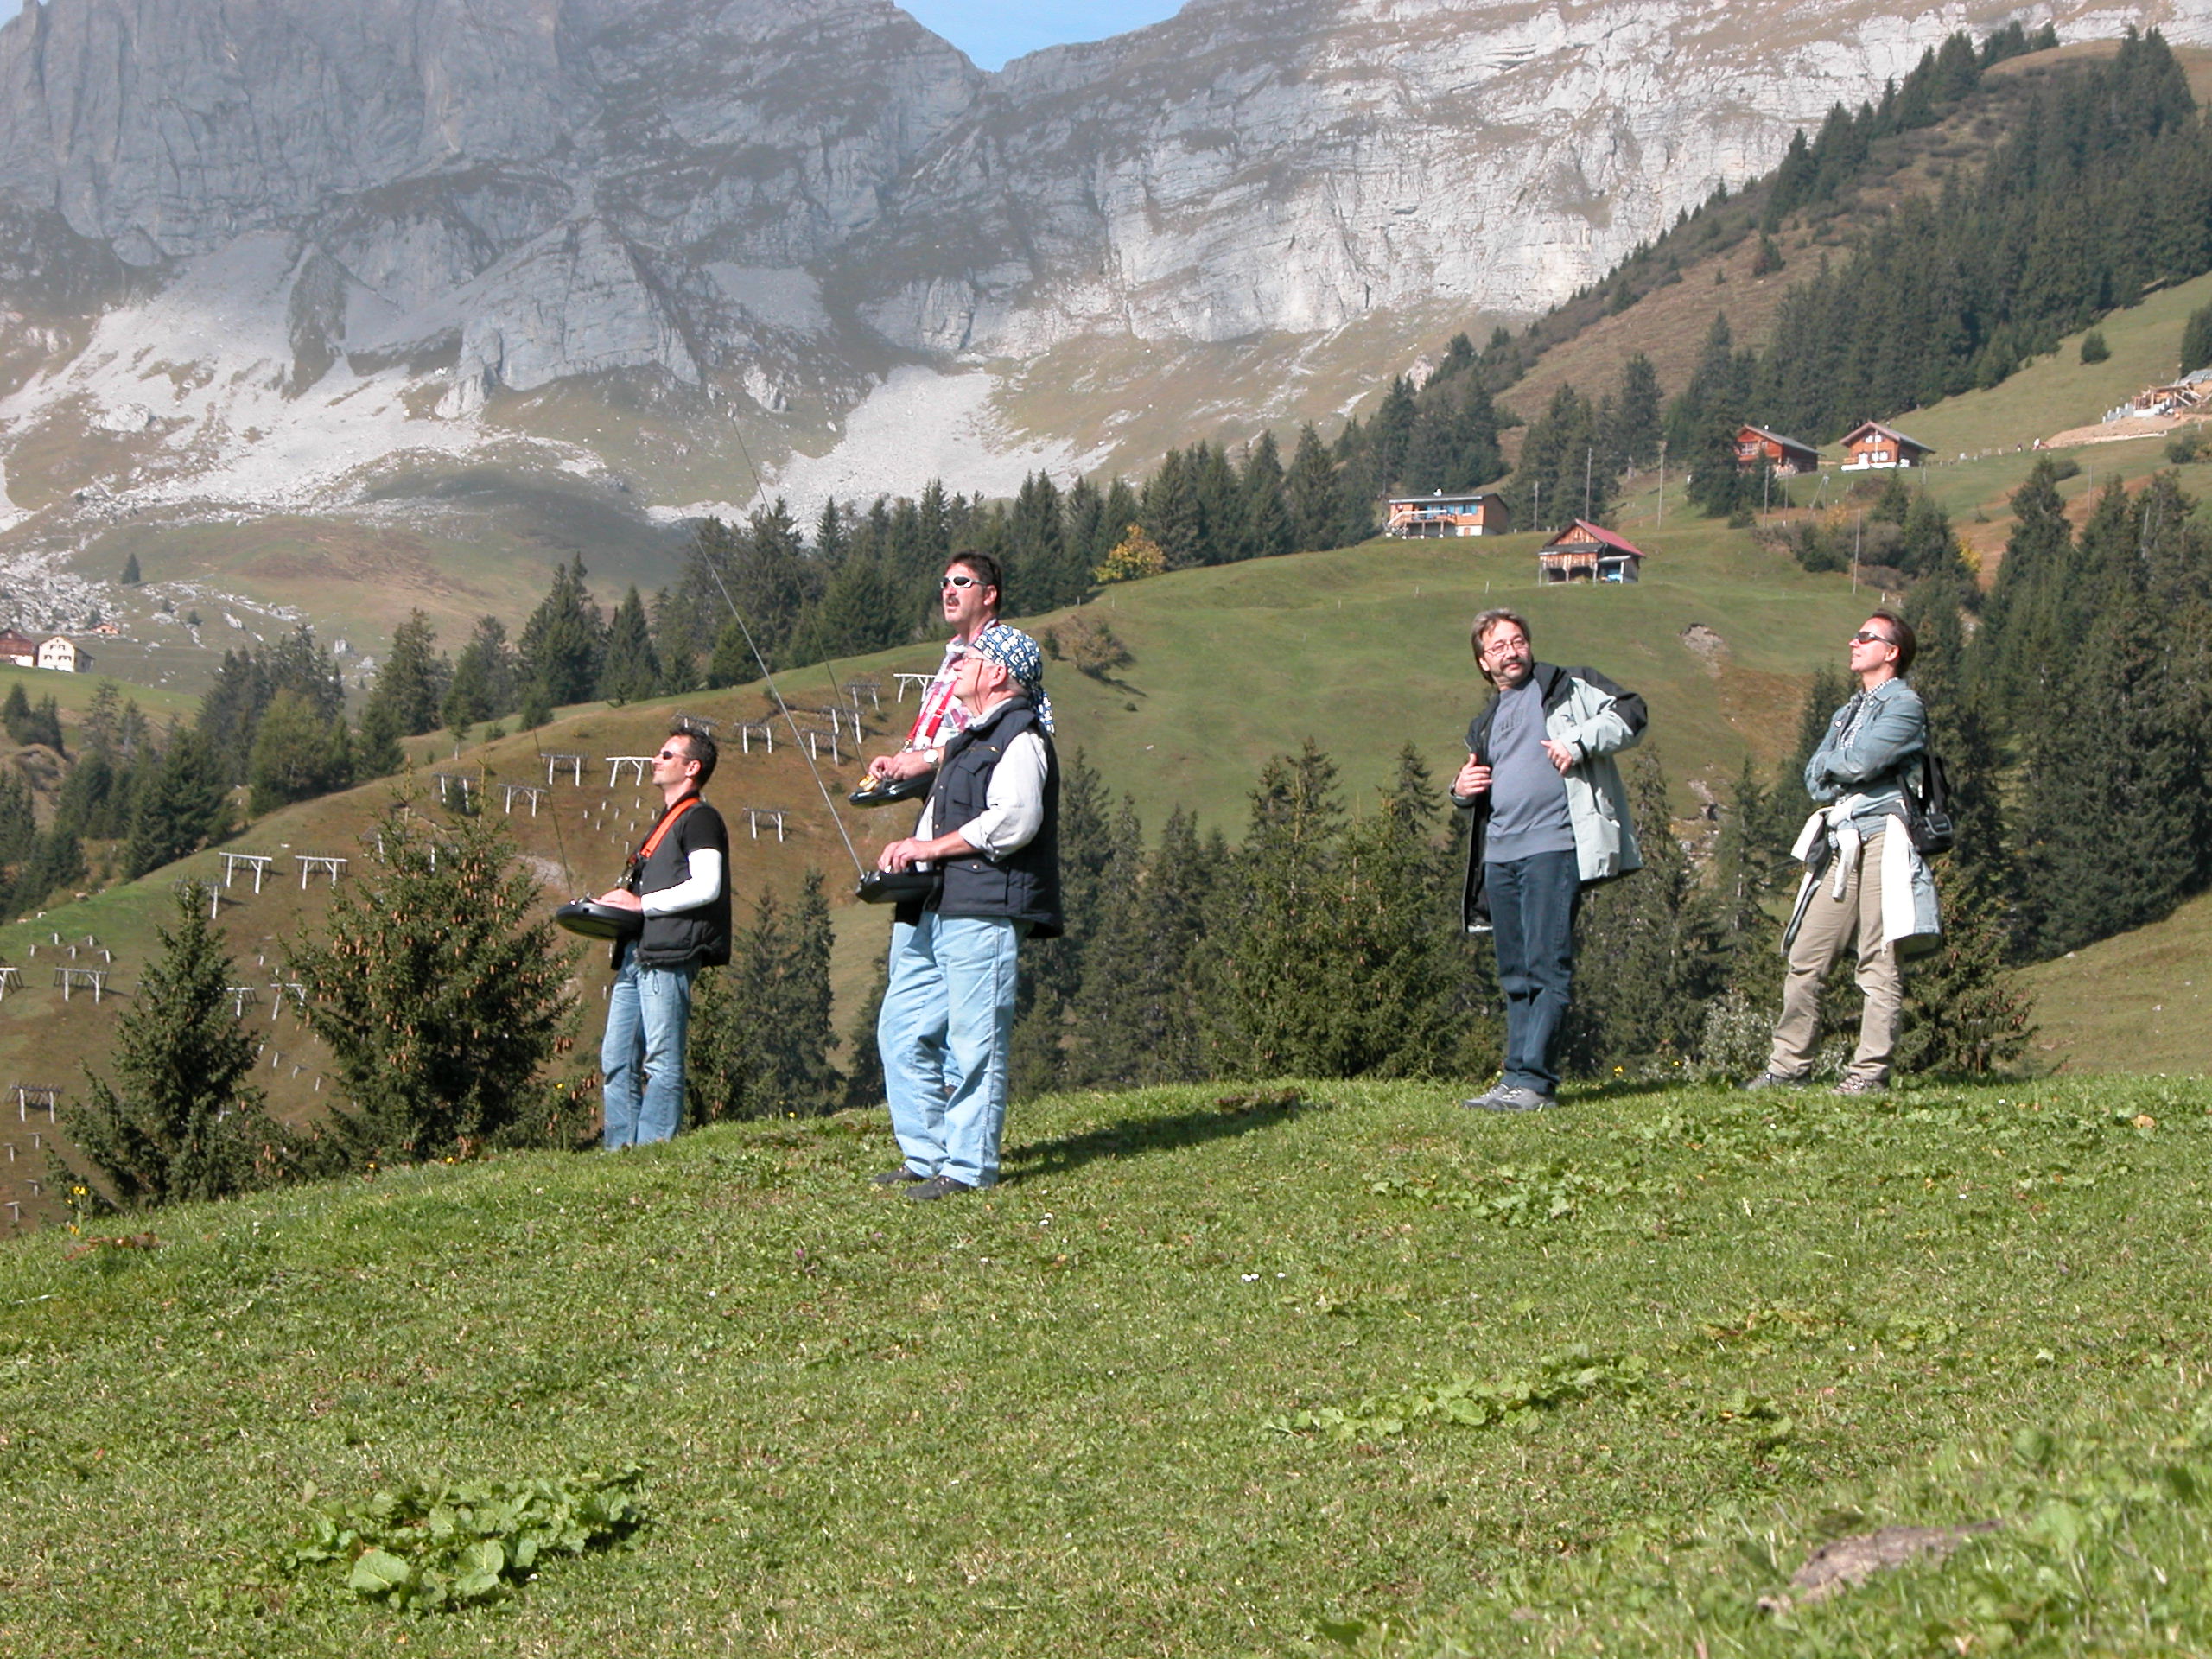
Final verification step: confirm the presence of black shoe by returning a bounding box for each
[906,1175,976,1201]
[870,1167,926,1186]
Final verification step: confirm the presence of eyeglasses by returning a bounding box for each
[1849,631,1896,647]
[1479,636,1529,658]
[941,574,982,589]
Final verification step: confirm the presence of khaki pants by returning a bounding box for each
[1767,830,1900,1085]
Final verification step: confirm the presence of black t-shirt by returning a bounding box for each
[631,795,731,969]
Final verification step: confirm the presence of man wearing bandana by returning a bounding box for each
[871,622,1063,1199]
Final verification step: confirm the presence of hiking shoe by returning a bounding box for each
[906,1174,977,1201]
[870,1167,926,1186]
[1471,1085,1556,1113]
[1739,1070,1808,1092]
[1460,1083,1512,1110]
[1833,1075,1889,1096]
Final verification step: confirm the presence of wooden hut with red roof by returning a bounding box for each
[1537,520,1646,584]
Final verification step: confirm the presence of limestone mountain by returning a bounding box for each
[3,0,2210,632]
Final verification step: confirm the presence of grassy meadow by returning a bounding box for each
[1,1074,2208,1656]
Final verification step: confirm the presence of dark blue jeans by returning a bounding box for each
[1488,850,1580,1095]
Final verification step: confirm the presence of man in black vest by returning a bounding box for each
[872,624,1061,1200]
[595,723,731,1147]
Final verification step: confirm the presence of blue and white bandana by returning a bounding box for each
[972,622,1055,734]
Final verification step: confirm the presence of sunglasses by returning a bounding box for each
[1849,631,1896,646]
[654,747,690,761]
[940,574,982,589]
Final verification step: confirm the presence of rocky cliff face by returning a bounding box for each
[0,0,2207,545]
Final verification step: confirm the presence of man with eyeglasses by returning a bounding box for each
[594,722,730,1147]
[1745,609,1939,1096]
[861,553,1003,797]
[1452,609,1645,1113]
[870,623,1060,1199]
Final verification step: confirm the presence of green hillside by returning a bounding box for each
[2,1075,2208,1655]
[2026,890,2212,1076]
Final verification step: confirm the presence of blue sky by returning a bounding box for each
[899,1,1187,70]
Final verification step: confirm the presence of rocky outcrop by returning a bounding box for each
[3,0,2211,518]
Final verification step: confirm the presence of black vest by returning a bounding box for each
[624,793,731,969]
[925,696,1062,938]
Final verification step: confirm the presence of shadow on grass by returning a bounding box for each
[1003,1089,1317,1183]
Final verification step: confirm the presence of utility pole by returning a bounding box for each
[1584,445,1593,522]
[1853,508,1862,592]
[1656,440,1667,529]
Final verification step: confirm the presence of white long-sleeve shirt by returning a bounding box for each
[913,730,1048,857]
[640,848,723,915]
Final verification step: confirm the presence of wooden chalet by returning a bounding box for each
[1537,520,1645,584]
[1734,424,1821,476]
[1384,490,1512,538]
[1839,421,1932,470]
[0,630,37,668]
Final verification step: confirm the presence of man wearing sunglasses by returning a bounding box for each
[594,723,730,1147]
[1745,609,1940,1096]
[861,553,1003,794]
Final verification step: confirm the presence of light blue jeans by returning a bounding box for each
[878,914,1027,1187]
[601,944,696,1147]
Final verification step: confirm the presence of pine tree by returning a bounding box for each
[1611,353,1663,470]
[1142,448,1206,569]
[1065,795,1153,1086]
[1560,747,1721,1072]
[1198,742,1357,1077]
[120,551,141,585]
[690,874,839,1120]
[62,882,296,1206]
[518,556,606,705]
[365,609,447,738]
[289,804,576,1162]
[1240,430,1294,562]
[2181,302,2212,374]
[1286,424,1341,553]
[1007,471,1071,607]
[1,682,32,745]
[1369,376,1421,493]
[1331,747,1461,1076]
[599,587,662,704]
[1009,750,1110,1100]
[247,689,353,814]
[1896,870,2036,1076]
[124,727,235,877]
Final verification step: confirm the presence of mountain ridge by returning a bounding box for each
[5,0,2212,624]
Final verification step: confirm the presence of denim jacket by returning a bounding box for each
[1805,678,1925,833]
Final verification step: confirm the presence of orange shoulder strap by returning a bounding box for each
[636,794,702,863]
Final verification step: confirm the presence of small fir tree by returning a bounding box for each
[62,882,296,1206]
[289,803,577,1163]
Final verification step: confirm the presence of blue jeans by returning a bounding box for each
[1488,850,1580,1095]
[877,914,1027,1188]
[601,944,696,1147]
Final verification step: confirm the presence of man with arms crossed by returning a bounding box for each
[1745,609,1938,1096]
[1452,609,1645,1113]
[596,723,730,1147]
[861,552,1002,798]
[872,625,1061,1199]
